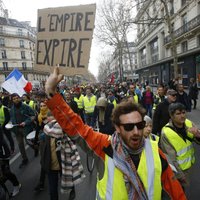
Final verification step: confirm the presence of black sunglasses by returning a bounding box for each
[120,121,146,131]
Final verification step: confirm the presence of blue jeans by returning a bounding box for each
[145,104,152,118]
[84,112,95,127]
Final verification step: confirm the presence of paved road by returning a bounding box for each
[184,104,200,200]
[5,97,200,200]
[7,145,97,200]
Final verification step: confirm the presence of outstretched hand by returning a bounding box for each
[45,66,64,96]
[188,126,200,138]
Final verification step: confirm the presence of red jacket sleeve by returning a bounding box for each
[46,93,111,160]
[159,149,187,200]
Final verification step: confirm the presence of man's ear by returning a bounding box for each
[114,125,120,133]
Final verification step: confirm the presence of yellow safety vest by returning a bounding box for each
[74,95,84,109]
[153,95,162,110]
[133,94,139,103]
[108,99,117,108]
[150,134,159,142]
[83,95,97,114]
[96,139,162,200]
[24,100,35,110]
[127,93,138,104]
[163,119,195,171]
[0,106,5,125]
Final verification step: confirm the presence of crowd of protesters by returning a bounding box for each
[0,75,199,199]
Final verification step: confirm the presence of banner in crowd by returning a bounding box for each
[36,4,96,76]
[1,69,32,96]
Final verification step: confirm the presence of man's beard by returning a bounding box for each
[14,101,22,108]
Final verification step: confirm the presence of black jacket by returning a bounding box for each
[176,92,191,111]
[189,83,198,99]
[152,99,171,135]
[0,128,10,160]
[40,135,61,173]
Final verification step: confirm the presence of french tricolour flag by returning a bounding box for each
[1,68,32,96]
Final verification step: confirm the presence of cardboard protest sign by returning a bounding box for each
[36,4,96,76]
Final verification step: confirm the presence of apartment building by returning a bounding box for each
[0,14,49,87]
[135,0,200,87]
[109,41,138,82]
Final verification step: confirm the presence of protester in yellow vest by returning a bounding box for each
[83,86,97,127]
[73,87,85,122]
[153,85,165,110]
[22,94,36,111]
[160,102,200,190]
[44,67,187,200]
[0,99,15,153]
[126,84,139,103]
[107,89,118,108]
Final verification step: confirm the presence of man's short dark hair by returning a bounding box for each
[168,103,186,116]
[112,101,146,126]
[11,93,20,99]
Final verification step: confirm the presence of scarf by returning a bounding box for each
[38,107,49,126]
[111,133,148,200]
[43,120,85,193]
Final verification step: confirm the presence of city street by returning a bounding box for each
[4,99,200,200]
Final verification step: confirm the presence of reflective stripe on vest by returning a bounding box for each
[163,120,195,170]
[96,139,162,200]
[96,154,128,200]
[74,95,84,109]
[0,106,5,125]
[83,95,96,113]
[137,139,162,200]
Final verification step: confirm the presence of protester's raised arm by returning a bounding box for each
[45,66,64,98]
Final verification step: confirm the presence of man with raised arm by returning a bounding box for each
[44,67,186,200]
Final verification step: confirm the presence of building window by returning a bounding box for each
[140,47,146,66]
[160,8,164,18]
[3,62,8,70]
[182,41,188,52]
[171,23,174,33]
[141,48,146,58]
[198,2,200,15]
[150,39,158,54]
[30,52,33,60]
[29,42,32,49]
[19,40,24,48]
[1,50,7,59]
[169,0,174,15]
[22,62,27,70]
[182,13,187,25]
[0,38,5,47]
[0,27,3,33]
[197,35,200,47]
[152,2,156,14]
[181,0,187,6]
[21,51,26,59]
[18,29,23,36]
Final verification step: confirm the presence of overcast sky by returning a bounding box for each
[4,0,101,76]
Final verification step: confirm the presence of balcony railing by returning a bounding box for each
[0,30,36,42]
[164,14,200,44]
